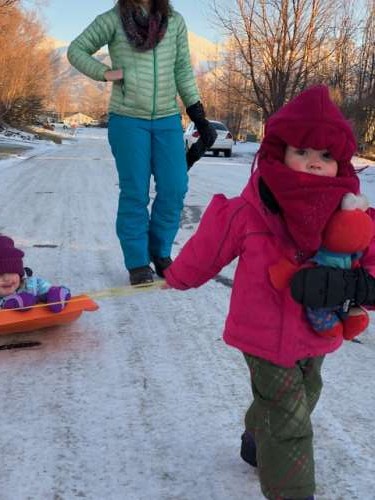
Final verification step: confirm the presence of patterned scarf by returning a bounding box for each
[258,154,359,255]
[120,5,168,51]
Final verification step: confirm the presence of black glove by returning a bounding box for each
[290,266,375,309]
[186,101,217,149]
[186,138,206,170]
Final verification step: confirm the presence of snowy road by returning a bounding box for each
[0,129,374,500]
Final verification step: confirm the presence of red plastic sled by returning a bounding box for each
[0,294,99,335]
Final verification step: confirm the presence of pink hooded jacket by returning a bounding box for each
[164,86,375,367]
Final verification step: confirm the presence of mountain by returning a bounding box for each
[43,37,68,50]
[51,32,219,114]
[188,32,219,67]
[52,30,218,79]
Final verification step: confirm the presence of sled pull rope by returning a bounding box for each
[88,279,166,299]
[0,280,166,312]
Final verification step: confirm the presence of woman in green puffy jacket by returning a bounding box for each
[68,0,216,285]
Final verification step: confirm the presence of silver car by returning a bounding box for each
[184,120,234,158]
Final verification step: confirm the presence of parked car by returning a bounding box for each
[42,122,55,131]
[184,120,234,158]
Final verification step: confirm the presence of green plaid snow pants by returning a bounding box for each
[243,354,324,500]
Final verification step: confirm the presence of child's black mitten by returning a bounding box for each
[290,266,375,309]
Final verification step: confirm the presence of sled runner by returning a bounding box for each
[0,294,99,335]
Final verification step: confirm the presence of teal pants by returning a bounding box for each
[244,354,324,500]
[108,113,188,270]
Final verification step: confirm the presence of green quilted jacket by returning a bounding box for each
[67,6,200,120]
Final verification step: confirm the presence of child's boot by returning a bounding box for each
[152,256,173,278]
[129,266,154,286]
[284,497,314,500]
[46,286,71,313]
[240,431,257,467]
[2,292,36,310]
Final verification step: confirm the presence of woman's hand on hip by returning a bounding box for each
[104,69,123,81]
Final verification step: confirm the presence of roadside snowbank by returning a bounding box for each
[0,124,76,166]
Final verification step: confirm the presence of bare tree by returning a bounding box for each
[212,0,346,119]
[53,84,72,122]
[212,37,251,137]
[0,3,56,124]
[0,0,19,7]
[357,1,375,102]
[78,82,111,119]
[347,0,375,151]
[319,1,358,101]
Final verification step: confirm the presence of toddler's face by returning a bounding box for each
[0,273,21,297]
[284,146,338,177]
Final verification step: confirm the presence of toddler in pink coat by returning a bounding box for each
[162,85,375,500]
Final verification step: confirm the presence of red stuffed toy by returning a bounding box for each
[269,193,374,340]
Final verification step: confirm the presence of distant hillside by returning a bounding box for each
[43,37,68,50]
[51,32,219,113]
[52,29,218,80]
[188,32,219,67]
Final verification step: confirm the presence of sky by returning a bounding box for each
[34,0,228,44]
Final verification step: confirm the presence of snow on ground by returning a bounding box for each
[0,129,374,500]
[0,124,74,170]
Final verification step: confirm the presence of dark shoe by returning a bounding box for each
[284,497,314,500]
[152,256,172,278]
[240,431,257,467]
[129,266,154,286]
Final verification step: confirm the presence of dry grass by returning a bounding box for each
[21,125,63,145]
